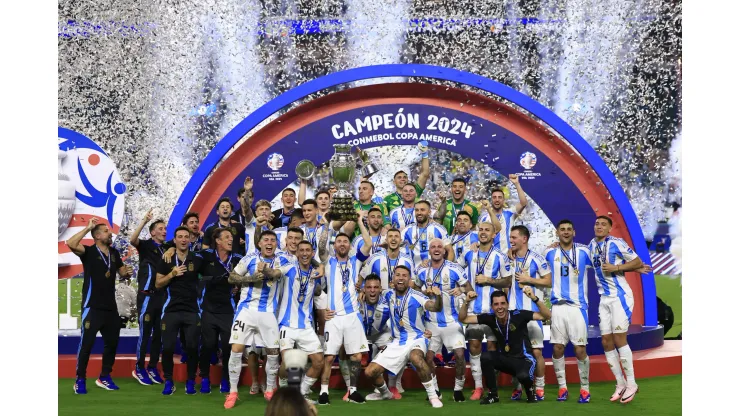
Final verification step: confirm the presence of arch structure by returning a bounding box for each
[166,64,656,326]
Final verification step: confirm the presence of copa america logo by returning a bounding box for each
[58,128,126,278]
[520,151,537,170]
[267,153,284,171]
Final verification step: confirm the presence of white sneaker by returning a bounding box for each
[620,385,639,403]
[430,397,443,408]
[610,384,626,402]
[366,392,384,401]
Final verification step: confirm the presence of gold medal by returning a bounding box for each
[504,344,510,353]
[105,270,110,278]
[342,285,348,292]
[399,319,404,326]
[574,268,580,276]
[298,294,305,303]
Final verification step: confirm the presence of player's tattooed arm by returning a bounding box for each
[458,291,478,324]
[318,224,330,263]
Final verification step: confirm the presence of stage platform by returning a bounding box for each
[59,340,680,388]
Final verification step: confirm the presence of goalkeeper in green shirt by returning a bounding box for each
[383,140,431,212]
[434,177,480,235]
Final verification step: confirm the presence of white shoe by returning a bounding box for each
[620,385,639,403]
[397,382,405,394]
[610,384,626,402]
[430,397,443,408]
[366,392,384,401]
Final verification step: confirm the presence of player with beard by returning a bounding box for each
[456,221,512,400]
[232,177,255,227]
[352,180,390,237]
[202,197,247,255]
[383,141,430,212]
[316,210,373,405]
[363,265,445,408]
[360,228,415,290]
[351,207,386,256]
[155,226,205,395]
[197,228,244,395]
[445,211,479,262]
[508,225,552,401]
[271,188,302,229]
[414,238,472,402]
[68,218,134,394]
[402,200,449,266]
[130,209,167,385]
[458,288,551,404]
[276,241,325,402]
[180,212,204,251]
[434,177,480,236]
[224,231,292,408]
[389,183,418,230]
[545,219,593,403]
[588,216,647,404]
[479,174,528,252]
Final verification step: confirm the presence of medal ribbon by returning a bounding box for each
[426,264,444,288]
[559,245,578,273]
[306,226,318,250]
[450,231,471,253]
[495,312,510,350]
[595,237,610,264]
[386,255,398,281]
[371,235,381,253]
[402,207,414,227]
[339,261,350,288]
[394,290,411,328]
[413,225,428,248]
[217,252,233,272]
[476,246,495,276]
[299,266,313,299]
[515,250,531,274]
[259,255,275,283]
[96,246,111,274]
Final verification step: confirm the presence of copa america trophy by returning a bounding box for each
[328,144,358,222]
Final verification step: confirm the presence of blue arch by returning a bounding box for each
[167,63,657,326]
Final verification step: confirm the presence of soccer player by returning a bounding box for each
[224,230,292,408]
[197,228,244,394]
[357,274,396,400]
[314,190,332,223]
[588,216,646,404]
[402,200,449,266]
[508,225,551,401]
[479,175,528,251]
[352,180,390,237]
[276,241,325,401]
[360,228,415,290]
[458,288,551,404]
[202,197,247,255]
[271,188,302,229]
[129,209,166,385]
[316,210,373,405]
[389,183,418,230]
[244,199,273,254]
[545,219,593,403]
[298,199,331,261]
[415,238,472,402]
[271,211,305,250]
[445,211,479,261]
[434,177,480,236]
[155,226,205,395]
[351,207,386,256]
[363,265,445,408]
[456,221,512,400]
[67,218,133,394]
[383,141,431,212]
[232,177,255,227]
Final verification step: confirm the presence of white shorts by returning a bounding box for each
[245,333,265,354]
[314,292,328,310]
[599,294,634,335]
[465,324,497,342]
[527,321,544,349]
[230,308,280,350]
[372,337,429,375]
[550,304,589,346]
[369,330,393,349]
[427,322,466,353]
[324,313,370,355]
[279,326,323,355]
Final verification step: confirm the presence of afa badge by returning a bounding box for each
[509,324,516,331]
[161,323,166,331]
[84,321,90,329]
[144,314,150,322]
[188,263,194,272]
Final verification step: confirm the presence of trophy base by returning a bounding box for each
[328,196,357,222]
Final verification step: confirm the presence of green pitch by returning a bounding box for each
[654,274,682,338]
[59,375,681,416]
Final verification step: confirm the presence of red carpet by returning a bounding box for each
[59,340,681,388]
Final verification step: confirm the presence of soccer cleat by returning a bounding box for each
[162,380,176,395]
[453,390,465,402]
[430,397,444,408]
[396,381,405,394]
[525,387,536,403]
[343,390,350,401]
[220,379,230,393]
[620,385,638,404]
[434,354,445,367]
[185,380,197,395]
[264,389,274,401]
[96,375,120,390]
[250,383,262,395]
[536,388,545,401]
[470,387,483,400]
[610,385,626,402]
[200,378,211,394]
[318,392,330,405]
[480,391,500,405]
[389,387,402,400]
[147,367,163,384]
[511,388,522,401]
[348,390,366,403]
[578,389,591,404]
[133,368,153,386]
[365,392,383,401]
[74,378,87,395]
[557,388,568,401]
[224,392,238,409]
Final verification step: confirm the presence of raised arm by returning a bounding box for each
[458,291,479,324]
[356,209,372,257]
[130,209,153,247]
[66,218,96,256]
[508,174,528,215]
[242,177,255,223]
[523,286,551,320]
[424,286,444,312]
[318,224,331,263]
[433,193,447,224]
[417,142,431,189]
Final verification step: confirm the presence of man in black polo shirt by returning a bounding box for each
[67,218,134,395]
[202,197,247,255]
[156,226,204,396]
[197,228,243,394]
[129,209,166,385]
[459,287,552,404]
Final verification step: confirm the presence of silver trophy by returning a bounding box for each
[356,146,380,179]
[295,159,316,180]
[328,144,357,221]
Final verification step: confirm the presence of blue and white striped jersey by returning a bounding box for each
[322,252,370,316]
[360,250,416,290]
[479,208,518,251]
[545,244,592,309]
[508,250,550,312]
[350,234,385,258]
[402,222,449,266]
[414,261,467,326]
[458,246,512,314]
[448,231,480,261]
[277,265,319,329]
[233,252,293,314]
[381,288,429,346]
[588,236,638,298]
[390,206,416,230]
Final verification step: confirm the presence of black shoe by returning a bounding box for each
[453,390,465,402]
[348,391,366,404]
[525,387,536,403]
[480,391,500,405]
[318,393,330,405]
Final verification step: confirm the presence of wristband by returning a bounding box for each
[421,152,429,158]
[533,297,540,303]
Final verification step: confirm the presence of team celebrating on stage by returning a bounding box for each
[69,142,651,408]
